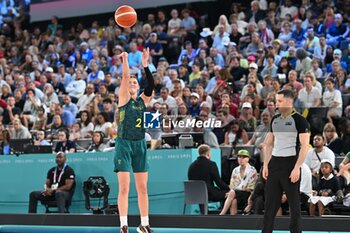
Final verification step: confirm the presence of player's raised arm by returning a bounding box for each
[140,48,154,105]
[118,52,131,107]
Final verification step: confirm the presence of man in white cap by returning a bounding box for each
[80,41,92,63]
[189,92,201,116]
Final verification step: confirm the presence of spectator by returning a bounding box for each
[94,112,112,137]
[239,102,257,132]
[57,64,72,88]
[304,134,335,178]
[261,54,277,77]
[278,21,292,46]
[309,159,340,216]
[11,119,31,139]
[295,48,312,78]
[157,87,177,114]
[43,83,59,107]
[33,129,50,146]
[87,131,107,152]
[220,149,257,215]
[323,78,342,119]
[323,123,342,156]
[167,9,182,37]
[292,19,306,47]
[298,72,321,109]
[180,8,197,43]
[0,129,11,155]
[2,96,21,126]
[31,106,47,131]
[145,33,163,65]
[87,61,105,90]
[54,104,76,128]
[246,1,266,24]
[326,14,347,48]
[22,89,41,128]
[29,152,75,213]
[54,129,76,153]
[287,70,303,92]
[63,95,78,118]
[79,111,94,138]
[188,144,230,211]
[192,117,219,148]
[77,83,95,112]
[224,120,249,146]
[188,92,201,117]
[65,69,86,103]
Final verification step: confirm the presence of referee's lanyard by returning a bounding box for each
[54,163,67,184]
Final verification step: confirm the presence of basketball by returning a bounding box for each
[114,5,137,28]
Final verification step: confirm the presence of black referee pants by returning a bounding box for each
[262,156,301,233]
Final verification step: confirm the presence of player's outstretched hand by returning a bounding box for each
[117,52,128,61]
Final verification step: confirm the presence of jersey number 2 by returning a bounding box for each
[136,118,142,128]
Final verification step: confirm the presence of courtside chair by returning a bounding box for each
[183,180,208,215]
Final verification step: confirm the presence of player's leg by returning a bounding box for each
[117,172,130,231]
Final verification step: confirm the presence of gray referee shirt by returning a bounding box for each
[270,110,310,157]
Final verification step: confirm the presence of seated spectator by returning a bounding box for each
[217,92,238,119]
[33,129,50,146]
[157,87,177,115]
[188,93,201,117]
[54,128,76,153]
[63,95,78,118]
[261,54,278,77]
[310,58,323,79]
[2,96,21,126]
[286,70,303,92]
[22,89,41,128]
[291,19,306,47]
[87,61,105,90]
[188,144,230,210]
[29,152,75,213]
[326,14,347,48]
[173,103,191,133]
[298,72,321,110]
[55,104,76,128]
[69,123,81,141]
[277,57,292,79]
[87,131,107,152]
[323,78,342,119]
[65,69,86,104]
[42,83,59,107]
[11,119,31,139]
[295,48,312,78]
[192,117,219,148]
[32,106,47,131]
[51,74,66,96]
[189,72,208,91]
[144,32,163,65]
[94,112,112,137]
[240,72,263,100]
[224,120,249,146]
[239,102,257,132]
[0,129,11,155]
[309,159,340,216]
[220,149,257,215]
[260,75,273,100]
[323,123,342,156]
[304,134,335,182]
[278,21,292,46]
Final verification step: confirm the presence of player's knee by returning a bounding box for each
[119,185,129,196]
[136,184,148,195]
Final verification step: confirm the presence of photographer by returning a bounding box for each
[28,152,75,213]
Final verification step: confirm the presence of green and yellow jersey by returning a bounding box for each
[118,97,146,140]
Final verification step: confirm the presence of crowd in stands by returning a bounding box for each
[0,0,349,215]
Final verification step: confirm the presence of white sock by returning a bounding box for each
[141,216,149,226]
[120,216,128,227]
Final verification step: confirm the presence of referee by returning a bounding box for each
[262,89,310,233]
